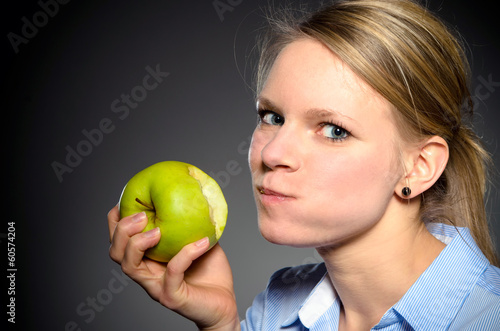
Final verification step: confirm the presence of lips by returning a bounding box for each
[259,187,287,197]
[257,186,293,203]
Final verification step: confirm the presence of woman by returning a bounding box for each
[108,0,500,329]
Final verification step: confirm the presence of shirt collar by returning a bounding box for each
[378,223,490,329]
[281,223,490,330]
[298,273,338,328]
[281,267,338,328]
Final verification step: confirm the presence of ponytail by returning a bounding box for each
[435,124,498,265]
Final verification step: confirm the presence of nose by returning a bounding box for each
[260,125,301,172]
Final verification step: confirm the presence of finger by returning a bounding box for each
[163,237,210,299]
[109,212,148,264]
[121,227,162,275]
[107,204,120,242]
[184,243,229,280]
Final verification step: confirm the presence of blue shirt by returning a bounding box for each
[241,223,500,330]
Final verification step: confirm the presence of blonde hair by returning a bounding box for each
[255,0,498,265]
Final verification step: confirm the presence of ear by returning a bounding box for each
[397,136,449,199]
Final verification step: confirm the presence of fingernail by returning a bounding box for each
[132,212,146,223]
[195,237,209,247]
[144,227,160,238]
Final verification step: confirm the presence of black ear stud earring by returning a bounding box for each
[402,187,411,197]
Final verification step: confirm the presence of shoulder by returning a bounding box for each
[450,265,500,329]
[477,264,500,295]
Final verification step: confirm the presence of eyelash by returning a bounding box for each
[257,109,284,126]
[257,109,351,142]
[319,121,350,142]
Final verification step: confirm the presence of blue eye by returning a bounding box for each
[320,123,349,141]
[259,110,284,126]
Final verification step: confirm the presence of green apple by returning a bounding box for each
[118,161,227,262]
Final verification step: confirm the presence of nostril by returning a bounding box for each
[250,124,301,173]
[261,139,298,171]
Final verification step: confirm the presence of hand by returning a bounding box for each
[108,205,240,330]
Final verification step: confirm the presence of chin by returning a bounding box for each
[258,217,318,248]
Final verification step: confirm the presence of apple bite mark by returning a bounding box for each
[187,166,227,240]
[118,161,228,262]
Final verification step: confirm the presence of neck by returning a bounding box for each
[317,198,445,330]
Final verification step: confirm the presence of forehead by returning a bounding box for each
[260,38,393,123]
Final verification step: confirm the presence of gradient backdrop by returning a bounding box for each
[3,0,499,330]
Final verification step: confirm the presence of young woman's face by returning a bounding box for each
[249,38,404,249]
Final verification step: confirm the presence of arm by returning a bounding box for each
[107,205,240,330]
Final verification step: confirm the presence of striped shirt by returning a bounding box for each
[241,223,500,330]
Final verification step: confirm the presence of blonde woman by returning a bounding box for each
[108,0,500,329]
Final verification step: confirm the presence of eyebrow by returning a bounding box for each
[256,97,280,112]
[256,96,358,124]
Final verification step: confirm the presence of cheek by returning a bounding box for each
[311,146,399,205]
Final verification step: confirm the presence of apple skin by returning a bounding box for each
[118,161,227,262]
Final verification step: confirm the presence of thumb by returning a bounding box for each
[162,237,210,305]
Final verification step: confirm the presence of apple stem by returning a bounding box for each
[135,198,154,210]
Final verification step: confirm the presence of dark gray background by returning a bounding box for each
[3,0,499,330]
